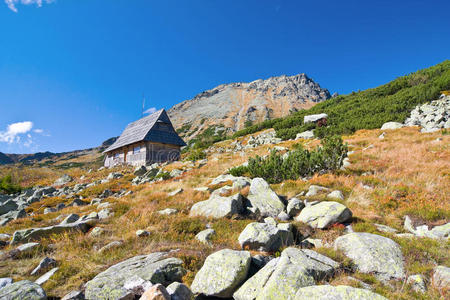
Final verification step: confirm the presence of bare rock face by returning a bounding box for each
[168,74,330,140]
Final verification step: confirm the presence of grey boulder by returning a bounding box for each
[53,174,73,186]
[334,232,405,281]
[191,249,251,298]
[294,285,387,300]
[246,178,285,218]
[432,265,450,291]
[84,251,185,299]
[11,220,94,244]
[381,121,403,130]
[31,257,57,276]
[189,193,244,218]
[167,282,194,300]
[295,201,352,229]
[0,280,47,300]
[238,219,293,252]
[234,247,339,300]
[286,198,304,217]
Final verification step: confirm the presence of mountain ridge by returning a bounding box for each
[168,73,331,140]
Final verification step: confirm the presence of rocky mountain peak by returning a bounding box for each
[168,73,330,140]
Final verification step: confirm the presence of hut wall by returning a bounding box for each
[145,142,181,164]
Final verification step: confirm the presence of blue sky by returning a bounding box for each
[0,0,449,154]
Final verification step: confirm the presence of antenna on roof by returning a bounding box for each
[142,93,145,117]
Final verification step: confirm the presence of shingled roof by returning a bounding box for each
[104,109,186,153]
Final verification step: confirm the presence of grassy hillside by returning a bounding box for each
[233,60,450,140]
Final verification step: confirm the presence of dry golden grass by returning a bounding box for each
[0,127,448,298]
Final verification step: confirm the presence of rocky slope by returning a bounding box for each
[0,126,448,299]
[168,74,331,140]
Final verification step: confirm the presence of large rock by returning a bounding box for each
[53,174,73,186]
[189,193,244,218]
[304,113,328,123]
[0,200,19,216]
[238,219,293,252]
[246,178,285,218]
[432,265,450,291]
[0,280,47,300]
[305,185,330,197]
[191,249,251,298]
[295,130,315,139]
[380,121,403,130]
[286,198,304,217]
[85,252,186,299]
[166,282,194,300]
[233,247,339,300]
[294,285,387,299]
[31,257,57,276]
[334,232,405,281]
[295,201,352,229]
[35,267,59,285]
[11,221,94,244]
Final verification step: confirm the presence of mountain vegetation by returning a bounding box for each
[233,60,450,140]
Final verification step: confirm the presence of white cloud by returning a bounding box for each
[33,129,43,134]
[144,107,157,115]
[5,0,54,12]
[0,121,33,144]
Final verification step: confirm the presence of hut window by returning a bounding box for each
[114,153,120,159]
[133,146,141,154]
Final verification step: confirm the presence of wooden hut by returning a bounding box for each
[103,109,186,167]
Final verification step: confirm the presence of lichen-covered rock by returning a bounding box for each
[334,232,405,281]
[0,200,19,216]
[195,229,215,245]
[233,247,339,300]
[166,282,194,300]
[432,265,450,292]
[381,122,403,130]
[295,201,352,229]
[191,249,251,298]
[294,285,388,300]
[53,174,73,186]
[84,252,186,300]
[31,257,56,276]
[305,185,330,197]
[0,280,47,300]
[158,208,178,215]
[246,178,285,218]
[286,198,304,217]
[35,267,59,285]
[327,190,344,200]
[407,274,427,293]
[295,130,315,139]
[238,220,293,252]
[11,221,94,244]
[189,193,244,218]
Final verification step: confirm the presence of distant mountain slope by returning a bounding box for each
[168,73,330,140]
[0,152,14,165]
[0,137,118,166]
[233,60,450,140]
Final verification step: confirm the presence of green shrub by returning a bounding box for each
[245,136,348,183]
[155,171,171,180]
[229,165,249,177]
[0,174,21,194]
[231,60,450,140]
[186,149,206,161]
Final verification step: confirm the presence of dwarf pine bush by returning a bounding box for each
[0,174,21,194]
[229,135,347,183]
